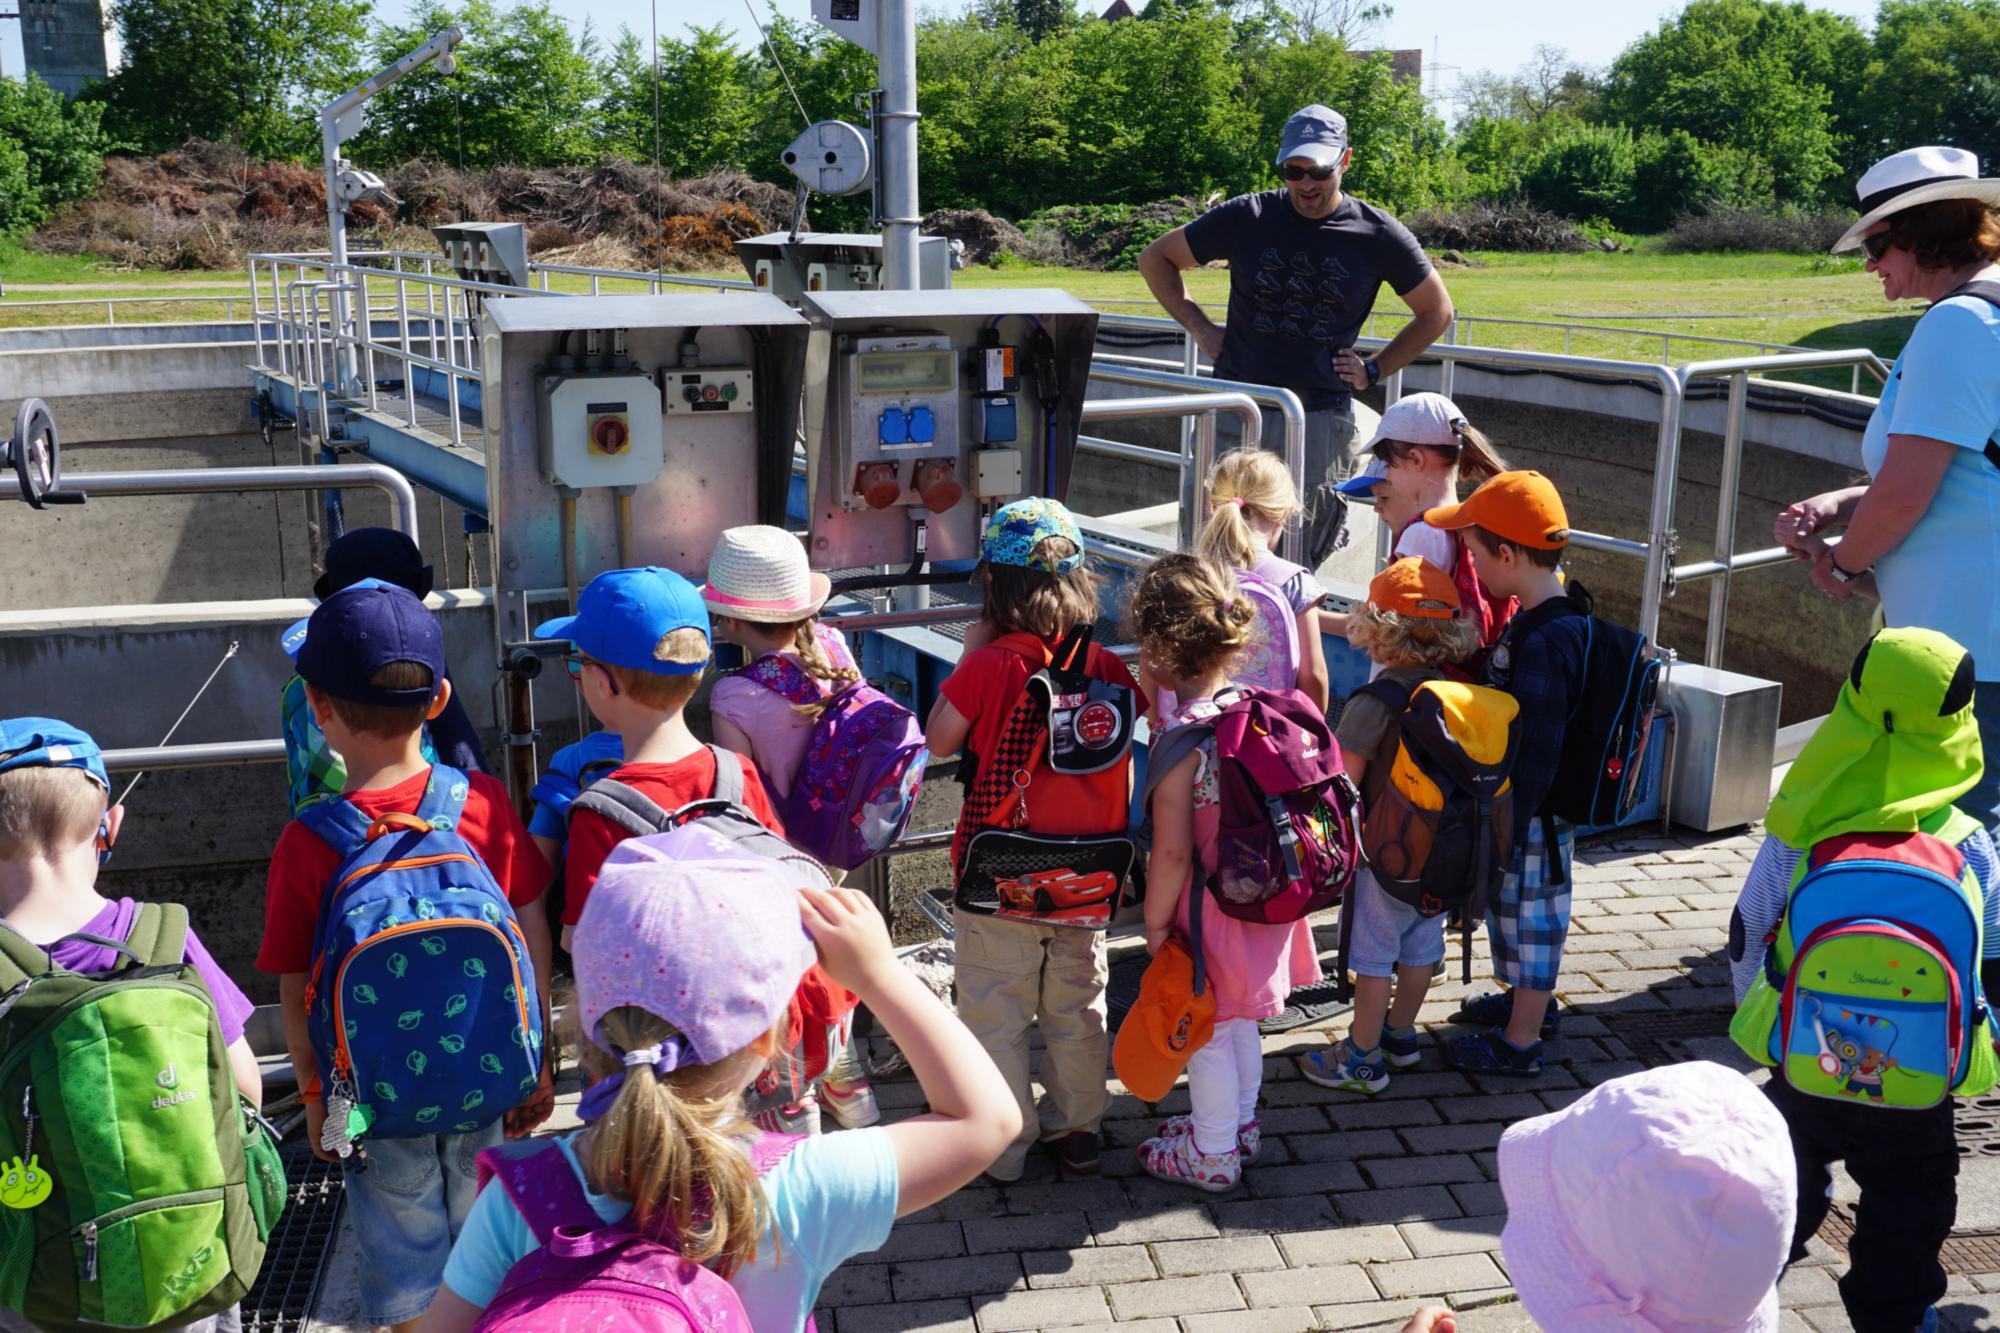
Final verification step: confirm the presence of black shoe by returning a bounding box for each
[1047,1131,1102,1177]
[1452,990,1560,1039]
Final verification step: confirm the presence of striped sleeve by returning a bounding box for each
[1729,836,1799,1003]
[1966,827,2000,959]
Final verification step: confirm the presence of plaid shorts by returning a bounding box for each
[1485,817,1575,991]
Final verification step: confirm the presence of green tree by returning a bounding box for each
[0,73,105,234]
[353,0,602,168]
[1014,0,1072,42]
[1860,0,2000,170]
[1603,0,1866,204]
[657,27,758,176]
[1523,120,1637,223]
[1628,128,1771,229]
[100,0,367,155]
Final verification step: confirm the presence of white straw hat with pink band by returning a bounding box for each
[700,524,833,624]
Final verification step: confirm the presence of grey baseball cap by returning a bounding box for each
[1276,105,1348,167]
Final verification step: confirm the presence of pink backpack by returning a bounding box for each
[1229,566,1300,694]
[1142,687,1361,924]
[469,1134,807,1332]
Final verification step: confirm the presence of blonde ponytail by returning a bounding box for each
[786,618,862,720]
[1196,449,1298,571]
[578,1006,774,1278]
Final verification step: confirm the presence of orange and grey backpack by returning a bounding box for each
[1348,678,1519,982]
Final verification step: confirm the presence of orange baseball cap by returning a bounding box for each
[1422,470,1570,550]
[1368,556,1462,619]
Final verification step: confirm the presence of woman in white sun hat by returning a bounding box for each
[1776,144,2000,839]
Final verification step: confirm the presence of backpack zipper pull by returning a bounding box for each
[80,1221,97,1282]
[20,1085,36,1164]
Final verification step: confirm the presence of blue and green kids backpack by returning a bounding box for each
[300,765,544,1151]
[1732,808,1999,1109]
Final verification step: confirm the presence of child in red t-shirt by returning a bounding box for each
[926,498,1144,1182]
[535,565,855,1135]
[257,584,553,1332]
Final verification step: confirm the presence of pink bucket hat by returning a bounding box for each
[571,824,821,1110]
[700,525,833,624]
[1499,1061,1796,1333]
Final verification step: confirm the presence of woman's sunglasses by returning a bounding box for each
[1281,164,1336,183]
[1861,228,1898,262]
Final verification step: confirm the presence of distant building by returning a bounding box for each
[1353,48,1422,85]
[1101,0,1135,19]
[19,0,109,97]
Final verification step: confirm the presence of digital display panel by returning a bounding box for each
[856,349,954,395]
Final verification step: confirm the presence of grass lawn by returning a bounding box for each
[0,241,1921,384]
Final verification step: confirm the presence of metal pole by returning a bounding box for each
[1638,369,1686,647]
[1704,371,1749,669]
[3,464,423,540]
[99,740,287,773]
[1438,319,1456,400]
[876,0,920,289]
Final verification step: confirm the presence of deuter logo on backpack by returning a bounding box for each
[1731,826,2000,1109]
[300,766,544,1148]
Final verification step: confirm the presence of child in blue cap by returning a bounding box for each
[258,583,554,1331]
[0,718,263,1331]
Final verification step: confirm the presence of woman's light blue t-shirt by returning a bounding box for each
[1862,294,2000,678]
[441,1128,899,1330]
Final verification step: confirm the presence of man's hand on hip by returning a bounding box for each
[1192,318,1224,363]
[1332,346,1372,391]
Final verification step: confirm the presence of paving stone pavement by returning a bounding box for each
[820,828,2000,1333]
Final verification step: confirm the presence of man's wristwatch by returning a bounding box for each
[1364,357,1381,388]
[1829,553,1868,584]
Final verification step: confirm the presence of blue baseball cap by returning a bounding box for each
[981,497,1086,574]
[535,567,711,676]
[296,583,446,706]
[1277,104,1348,167]
[0,717,110,793]
[282,576,397,660]
[1335,456,1390,497]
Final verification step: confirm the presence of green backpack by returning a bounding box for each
[0,904,286,1330]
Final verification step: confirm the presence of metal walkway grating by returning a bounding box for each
[349,386,487,451]
[241,1142,346,1333]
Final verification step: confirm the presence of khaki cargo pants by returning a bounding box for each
[954,909,1109,1180]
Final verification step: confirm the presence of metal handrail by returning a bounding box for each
[0,462,421,538]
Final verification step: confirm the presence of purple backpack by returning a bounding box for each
[1143,687,1362,924]
[469,1134,807,1332]
[740,648,928,870]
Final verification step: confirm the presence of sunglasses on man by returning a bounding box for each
[1281,163,1337,183]
[1861,228,1898,262]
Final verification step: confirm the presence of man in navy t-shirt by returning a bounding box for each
[1139,104,1454,497]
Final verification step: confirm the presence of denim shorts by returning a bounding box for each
[1344,871,1449,977]
[340,1123,503,1325]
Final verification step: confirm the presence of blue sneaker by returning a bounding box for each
[1447,1028,1544,1077]
[1299,1039,1390,1095]
[1452,990,1560,1039]
[1380,1025,1423,1070]
[1917,1308,1939,1333]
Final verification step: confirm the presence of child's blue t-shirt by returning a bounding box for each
[441,1126,899,1330]
[526,732,627,840]
[1862,293,2000,679]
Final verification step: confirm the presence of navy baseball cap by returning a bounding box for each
[0,717,110,793]
[1277,104,1348,167]
[282,576,396,660]
[314,527,433,601]
[535,567,711,676]
[296,583,446,706]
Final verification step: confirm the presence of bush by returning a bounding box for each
[921,208,1028,267]
[1523,123,1637,227]
[0,73,109,236]
[1019,199,1205,270]
[1628,130,1773,233]
[1660,205,1856,253]
[1406,203,1591,253]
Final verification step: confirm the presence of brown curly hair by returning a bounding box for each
[1346,604,1480,669]
[1886,198,2000,272]
[977,536,1103,640]
[1128,552,1258,683]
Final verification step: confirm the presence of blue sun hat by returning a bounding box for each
[982,497,1085,574]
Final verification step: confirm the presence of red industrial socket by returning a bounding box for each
[913,459,962,513]
[854,462,902,510]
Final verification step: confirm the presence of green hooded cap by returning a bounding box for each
[1765,627,1982,850]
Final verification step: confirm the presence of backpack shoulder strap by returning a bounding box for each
[1352,678,1417,712]
[415,764,470,831]
[1050,622,1094,673]
[742,653,823,707]
[0,924,50,990]
[1141,722,1214,810]
[1944,279,2000,310]
[296,794,375,858]
[570,779,675,839]
[475,1140,603,1245]
[708,746,747,805]
[1504,592,1584,645]
[122,901,189,971]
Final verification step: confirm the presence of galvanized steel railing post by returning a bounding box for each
[1705,371,1750,668]
[1438,319,1456,401]
[1638,367,1687,648]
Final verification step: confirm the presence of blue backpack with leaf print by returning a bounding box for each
[299,765,544,1150]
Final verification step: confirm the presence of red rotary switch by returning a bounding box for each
[591,416,629,454]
